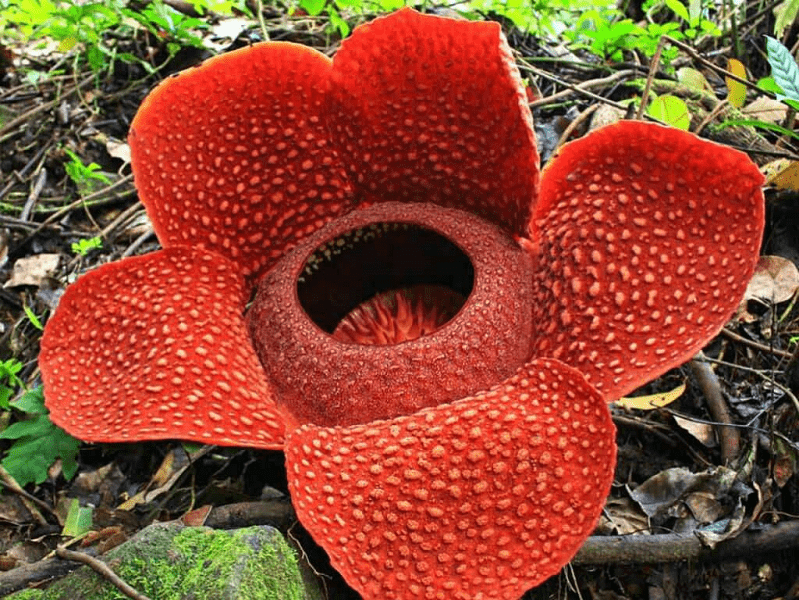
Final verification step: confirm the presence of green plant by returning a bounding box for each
[121,1,207,56]
[0,0,216,75]
[71,236,103,256]
[659,0,720,39]
[23,304,44,331]
[0,359,24,410]
[0,386,80,487]
[563,6,680,64]
[62,147,111,194]
[766,36,799,106]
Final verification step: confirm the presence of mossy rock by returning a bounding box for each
[9,523,323,600]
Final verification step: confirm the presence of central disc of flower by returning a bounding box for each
[247,202,535,428]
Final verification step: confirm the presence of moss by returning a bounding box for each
[9,524,319,600]
[6,590,44,600]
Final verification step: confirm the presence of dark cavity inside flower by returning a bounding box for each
[38,8,765,600]
[297,221,473,342]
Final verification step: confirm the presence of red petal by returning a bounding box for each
[40,248,285,449]
[530,121,765,401]
[328,8,539,235]
[129,43,354,281]
[286,358,615,599]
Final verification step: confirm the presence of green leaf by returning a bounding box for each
[648,94,691,130]
[1,386,80,486]
[0,359,24,410]
[24,305,43,330]
[0,414,54,439]
[328,8,349,37]
[1,414,80,486]
[10,386,46,415]
[664,0,690,22]
[766,36,799,104]
[299,0,325,15]
[774,0,799,38]
[688,0,700,25]
[677,67,710,91]
[757,76,782,94]
[63,499,93,537]
[717,118,799,141]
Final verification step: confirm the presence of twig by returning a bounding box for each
[574,520,799,565]
[555,104,598,150]
[689,352,741,465]
[99,201,145,241]
[0,465,54,524]
[721,327,793,360]
[521,65,636,111]
[0,138,51,203]
[20,167,47,222]
[0,75,94,140]
[120,227,155,258]
[636,36,666,120]
[55,547,152,600]
[10,174,135,254]
[660,35,766,98]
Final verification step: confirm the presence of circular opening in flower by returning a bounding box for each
[297,223,474,344]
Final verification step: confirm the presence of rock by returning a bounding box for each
[8,522,324,600]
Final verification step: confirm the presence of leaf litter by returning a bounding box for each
[0,5,798,600]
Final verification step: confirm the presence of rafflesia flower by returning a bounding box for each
[39,8,764,600]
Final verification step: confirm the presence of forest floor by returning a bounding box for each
[0,4,798,599]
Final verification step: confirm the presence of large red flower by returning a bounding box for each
[39,9,764,600]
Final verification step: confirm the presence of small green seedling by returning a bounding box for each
[71,236,103,256]
[0,359,24,410]
[62,148,111,194]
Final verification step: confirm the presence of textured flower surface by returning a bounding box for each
[39,9,765,600]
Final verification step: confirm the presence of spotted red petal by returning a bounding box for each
[328,8,539,235]
[286,358,615,599]
[129,43,354,281]
[530,121,765,401]
[40,247,285,448]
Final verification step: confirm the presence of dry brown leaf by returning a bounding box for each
[762,158,799,191]
[772,437,798,487]
[596,497,650,536]
[673,414,717,447]
[744,255,799,304]
[105,138,131,164]
[741,96,788,124]
[4,254,60,288]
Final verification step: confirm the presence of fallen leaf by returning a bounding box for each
[772,437,798,487]
[677,67,711,92]
[741,96,788,124]
[744,255,799,304]
[673,414,717,447]
[596,497,650,535]
[105,139,131,164]
[615,381,686,410]
[4,254,60,288]
[590,104,626,130]
[181,505,213,527]
[763,159,799,191]
[726,58,747,108]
